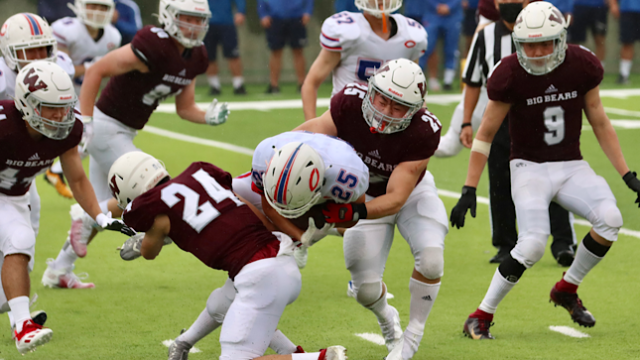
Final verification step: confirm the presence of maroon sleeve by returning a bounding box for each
[130,26,168,71]
[123,192,162,232]
[487,57,515,103]
[194,161,234,190]
[579,47,604,94]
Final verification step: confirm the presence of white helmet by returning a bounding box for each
[263,142,326,219]
[362,58,427,134]
[513,1,569,75]
[14,61,77,140]
[158,0,211,48]
[0,13,57,71]
[68,0,116,29]
[108,151,170,209]
[355,0,402,18]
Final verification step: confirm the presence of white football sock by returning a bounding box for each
[292,353,321,360]
[478,268,517,314]
[178,308,220,345]
[269,329,297,354]
[620,59,632,78]
[444,68,456,85]
[50,161,63,174]
[367,289,393,323]
[232,76,244,89]
[8,297,30,333]
[208,75,221,89]
[403,279,439,359]
[563,241,603,286]
[8,311,15,329]
[52,240,78,270]
[99,199,110,214]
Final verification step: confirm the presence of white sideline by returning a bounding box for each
[140,126,640,240]
[162,339,202,353]
[354,333,386,346]
[548,326,591,338]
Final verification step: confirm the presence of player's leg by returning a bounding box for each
[423,16,442,91]
[289,18,308,90]
[551,161,621,327]
[442,15,462,90]
[395,171,448,359]
[434,97,465,158]
[617,12,636,84]
[549,203,577,266]
[222,24,245,95]
[204,24,221,95]
[344,216,401,351]
[43,161,73,198]
[266,19,285,93]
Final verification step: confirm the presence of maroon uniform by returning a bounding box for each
[122,162,279,279]
[0,100,82,196]
[96,26,208,130]
[478,0,500,21]
[330,84,442,197]
[487,45,603,163]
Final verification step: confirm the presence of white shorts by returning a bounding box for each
[27,182,40,237]
[87,107,139,202]
[343,171,448,287]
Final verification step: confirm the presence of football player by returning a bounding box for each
[301,0,427,120]
[42,0,231,289]
[111,152,347,360]
[450,2,640,339]
[297,59,448,360]
[0,61,132,354]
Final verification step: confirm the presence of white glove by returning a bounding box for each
[78,116,93,154]
[300,217,335,247]
[83,56,102,72]
[96,212,136,236]
[118,233,144,260]
[205,99,230,125]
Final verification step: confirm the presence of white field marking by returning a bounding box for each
[162,339,202,353]
[548,326,591,338]
[387,292,395,299]
[354,333,386,346]
[599,88,640,98]
[610,120,640,129]
[140,127,640,240]
[604,107,640,118]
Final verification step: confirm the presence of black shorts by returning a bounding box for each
[203,24,240,60]
[620,11,640,44]
[462,8,478,37]
[568,5,608,43]
[266,18,308,50]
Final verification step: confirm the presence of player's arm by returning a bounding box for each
[293,110,339,136]
[301,49,341,120]
[460,85,482,148]
[80,44,149,116]
[176,81,230,126]
[236,194,278,232]
[261,195,305,241]
[59,145,102,220]
[141,214,171,260]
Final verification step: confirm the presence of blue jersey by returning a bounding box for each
[547,0,574,13]
[620,0,640,12]
[114,0,142,44]
[257,0,314,19]
[466,0,479,9]
[38,0,75,24]
[404,0,427,17]
[574,0,605,7]
[425,0,463,15]
[208,0,246,24]
[334,0,360,13]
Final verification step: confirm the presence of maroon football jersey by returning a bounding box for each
[487,45,603,163]
[478,0,500,21]
[0,101,82,196]
[96,26,208,130]
[330,84,442,197]
[122,162,279,279]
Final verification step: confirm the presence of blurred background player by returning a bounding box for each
[204,0,247,95]
[568,0,608,68]
[461,0,479,57]
[302,0,426,120]
[113,0,143,45]
[298,59,448,360]
[258,0,314,94]
[42,0,230,289]
[38,0,76,24]
[423,0,464,91]
[112,152,348,360]
[335,0,360,12]
[404,0,426,22]
[610,0,639,84]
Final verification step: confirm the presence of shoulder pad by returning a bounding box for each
[55,51,76,78]
[320,12,361,51]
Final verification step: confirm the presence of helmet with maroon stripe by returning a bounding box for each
[0,13,57,71]
[263,142,326,219]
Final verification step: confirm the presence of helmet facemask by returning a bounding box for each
[0,13,57,71]
[69,0,115,29]
[514,31,567,76]
[22,97,77,140]
[158,0,211,49]
[10,44,57,71]
[355,0,402,18]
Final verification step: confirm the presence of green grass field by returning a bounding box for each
[5,77,640,360]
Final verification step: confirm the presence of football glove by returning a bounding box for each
[96,212,136,236]
[623,171,640,208]
[78,116,93,154]
[322,202,368,223]
[450,186,477,229]
[118,233,144,260]
[300,217,335,247]
[205,99,230,126]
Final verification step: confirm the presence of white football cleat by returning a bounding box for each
[42,259,95,289]
[69,203,99,257]
[293,245,308,269]
[168,329,192,360]
[384,336,404,360]
[379,306,403,352]
[323,345,347,360]
[14,319,52,354]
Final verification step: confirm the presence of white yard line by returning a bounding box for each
[604,107,640,118]
[548,326,591,338]
[162,339,202,353]
[354,333,386,346]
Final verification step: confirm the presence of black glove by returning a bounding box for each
[623,171,640,208]
[450,186,477,229]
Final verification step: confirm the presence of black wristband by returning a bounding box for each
[352,203,368,221]
[623,171,637,185]
[461,185,476,196]
[461,123,472,129]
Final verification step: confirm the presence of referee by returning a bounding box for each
[459,0,577,266]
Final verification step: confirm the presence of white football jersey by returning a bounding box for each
[251,131,369,204]
[0,51,75,100]
[320,12,427,96]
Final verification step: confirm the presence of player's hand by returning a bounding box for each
[300,218,335,247]
[79,117,94,154]
[450,186,477,229]
[301,14,311,26]
[437,3,450,15]
[623,171,640,207]
[96,212,137,236]
[260,16,272,28]
[118,233,144,260]
[322,202,368,223]
[460,124,473,148]
[234,13,246,26]
[610,2,620,19]
[205,99,230,125]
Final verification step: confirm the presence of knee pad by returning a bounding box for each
[206,280,236,322]
[355,281,383,306]
[415,247,444,280]
[594,202,622,240]
[512,233,548,268]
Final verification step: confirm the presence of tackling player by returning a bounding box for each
[301,0,427,120]
[297,59,448,360]
[0,61,132,354]
[42,0,231,289]
[450,2,640,339]
[111,151,348,360]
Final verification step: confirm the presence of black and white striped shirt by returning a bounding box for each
[462,21,516,87]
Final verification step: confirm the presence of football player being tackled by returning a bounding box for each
[450,1,640,339]
[42,0,231,289]
[112,152,347,360]
[297,58,448,360]
[0,61,133,354]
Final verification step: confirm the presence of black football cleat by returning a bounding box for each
[490,247,512,264]
[463,316,495,340]
[555,249,575,267]
[233,85,247,95]
[550,287,596,327]
[209,86,221,96]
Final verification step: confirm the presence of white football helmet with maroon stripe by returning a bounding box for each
[263,142,326,219]
[108,151,170,210]
[68,0,116,29]
[158,0,211,48]
[0,13,57,71]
